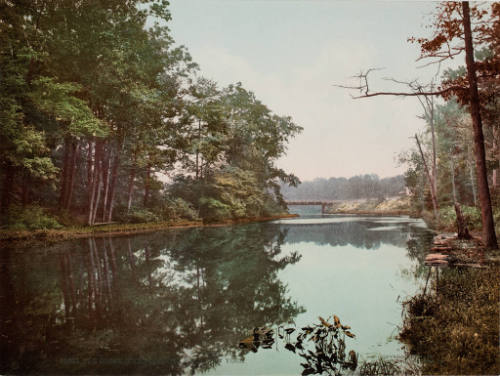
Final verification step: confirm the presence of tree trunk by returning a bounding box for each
[196,119,201,179]
[91,141,105,225]
[450,154,458,204]
[467,144,477,206]
[455,202,472,240]
[127,167,136,211]
[21,172,30,206]
[59,136,71,207]
[144,164,151,207]
[87,140,97,226]
[65,140,79,211]
[428,97,438,200]
[100,143,110,222]
[105,142,122,222]
[1,164,15,214]
[451,154,471,239]
[415,134,439,220]
[87,140,93,189]
[462,1,498,249]
[492,127,498,195]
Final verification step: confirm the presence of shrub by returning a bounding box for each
[122,208,159,223]
[199,197,231,223]
[2,205,62,230]
[439,205,482,231]
[159,197,199,221]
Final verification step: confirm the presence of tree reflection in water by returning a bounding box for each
[279,218,421,250]
[0,224,304,375]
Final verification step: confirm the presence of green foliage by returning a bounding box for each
[2,205,62,230]
[0,0,301,227]
[120,208,160,224]
[199,198,232,223]
[159,197,199,221]
[439,205,482,230]
[29,77,107,138]
[169,166,289,223]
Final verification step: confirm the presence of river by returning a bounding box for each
[0,209,433,375]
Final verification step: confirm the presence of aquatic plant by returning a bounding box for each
[239,315,358,376]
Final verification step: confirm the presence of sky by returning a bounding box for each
[167,0,459,181]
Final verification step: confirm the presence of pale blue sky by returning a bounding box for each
[167,0,458,180]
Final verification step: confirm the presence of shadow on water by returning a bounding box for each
[0,224,304,375]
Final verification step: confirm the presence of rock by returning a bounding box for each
[430,246,452,252]
[433,242,448,247]
[433,233,456,242]
[426,253,449,261]
[425,252,451,266]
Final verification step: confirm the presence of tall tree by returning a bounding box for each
[461,1,497,248]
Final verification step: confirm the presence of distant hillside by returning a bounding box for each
[281,174,406,201]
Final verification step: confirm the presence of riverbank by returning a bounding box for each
[324,197,411,216]
[0,213,298,245]
[399,264,500,375]
[399,223,500,374]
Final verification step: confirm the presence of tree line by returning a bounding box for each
[281,174,405,201]
[0,0,302,227]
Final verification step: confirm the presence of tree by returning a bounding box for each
[336,2,498,248]
[461,1,497,248]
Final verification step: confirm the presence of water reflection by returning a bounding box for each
[276,216,424,250]
[0,224,304,375]
[0,217,434,375]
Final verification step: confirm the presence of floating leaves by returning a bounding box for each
[238,327,274,352]
[238,315,357,375]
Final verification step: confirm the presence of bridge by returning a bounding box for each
[285,201,336,214]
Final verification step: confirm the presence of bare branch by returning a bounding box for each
[348,86,464,99]
[334,66,464,99]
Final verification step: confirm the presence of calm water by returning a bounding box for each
[0,211,432,375]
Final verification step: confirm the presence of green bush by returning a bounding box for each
[2,205,62,230]
[167,167,287,223]
[159,197,199,221]
[122,208,159,224]
[199,197,231,223]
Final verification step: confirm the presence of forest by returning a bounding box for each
[0,0,302,229]
[281,174,405,201]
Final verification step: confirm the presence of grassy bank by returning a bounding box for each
[0,213,298,244]
[399,265,500,375]
[398,205,500,375]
